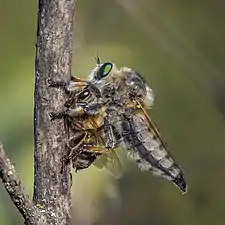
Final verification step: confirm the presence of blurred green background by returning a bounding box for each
[1,0,225,224]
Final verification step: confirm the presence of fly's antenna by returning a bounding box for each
[94,53,101,65]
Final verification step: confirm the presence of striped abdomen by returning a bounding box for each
[121,112,187,193]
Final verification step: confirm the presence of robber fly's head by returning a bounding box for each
[87,60,118,85]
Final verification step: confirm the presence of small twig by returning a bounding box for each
[0,141,46,225]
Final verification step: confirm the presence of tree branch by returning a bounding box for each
[0,0,76,223]
[0,142,47,224]
[33,0,76,224]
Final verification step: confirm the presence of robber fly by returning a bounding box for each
[49,58,187,193]
[48,76,122,177]
[83,58,187,193]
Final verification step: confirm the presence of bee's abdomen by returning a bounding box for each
[72,150,101,171]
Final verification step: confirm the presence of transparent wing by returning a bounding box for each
[93,149,123,179]
[136,100,167,149]
[92,153,106,169]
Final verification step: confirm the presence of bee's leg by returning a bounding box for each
[61,131,87,173]
[83,145,110,154]
[63,131,106,166]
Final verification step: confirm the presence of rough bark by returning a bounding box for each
[0,142,47,224]
[34,0,76,224]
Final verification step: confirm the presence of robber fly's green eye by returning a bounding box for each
[96,62,113,80]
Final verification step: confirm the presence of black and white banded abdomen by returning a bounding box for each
[121,113,187,193]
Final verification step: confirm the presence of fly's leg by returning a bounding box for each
[49,103,100,121]
[49,102,104,121]
[48,78,87,93]
[70,76,87,83]
[47,79,68,91]
[47,76,87,88]
[49,106,85,121]
[66,133,87,161]
[48,78,89,109]
[95,124,116,149]
[49,107,85,121]
[103,115,123,149]
[49,111,67,121]
[84,122,120,150]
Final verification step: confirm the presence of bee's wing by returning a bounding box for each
[93,149,123,179]
[92,153,106,169]
[104,149,123,178]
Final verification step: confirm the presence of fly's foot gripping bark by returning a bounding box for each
[47,78,68,90]
[49,111,67,121]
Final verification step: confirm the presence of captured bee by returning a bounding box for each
[84,59,187,193]
[48,77,122,177]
